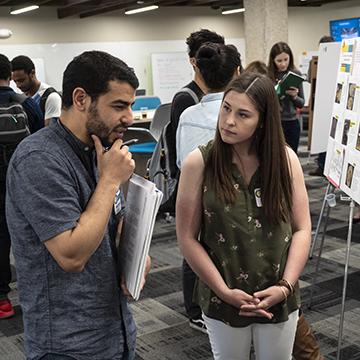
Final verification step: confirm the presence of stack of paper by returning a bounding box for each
[118,174,163,301]
[275,71,304,98]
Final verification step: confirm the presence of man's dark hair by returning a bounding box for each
[61,51,139,110]
[11,55,35,75]
[186,29,225,58]
[319,35,335,44]
[0,54,12,80]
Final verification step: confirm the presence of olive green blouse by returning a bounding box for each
[193,141,300,327]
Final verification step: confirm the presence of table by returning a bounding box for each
[132,109,155,124]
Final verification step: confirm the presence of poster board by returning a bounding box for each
[324,38,360,204]
[310,42,342,154]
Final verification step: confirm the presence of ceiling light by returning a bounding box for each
[125,5,158,15]
[0,29,12,38]
[222,7,245,15]
[10,5,39,15]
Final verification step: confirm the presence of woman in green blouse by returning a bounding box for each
[176,72,311,360]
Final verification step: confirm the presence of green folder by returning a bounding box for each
[275,71,304,98]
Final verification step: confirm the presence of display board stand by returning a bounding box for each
[307,56,318,151]
[308,181,355,360]
[308,181,333,259]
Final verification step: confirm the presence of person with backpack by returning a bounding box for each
[164,29,226,333]
[0,53,44,320]
[11,55,62,126]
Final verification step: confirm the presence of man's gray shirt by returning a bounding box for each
[6,118,136,360]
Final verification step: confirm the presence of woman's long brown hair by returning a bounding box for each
[204,73,293,226]
[267,41,296,83]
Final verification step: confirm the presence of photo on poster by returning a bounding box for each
[330,117,338,138]
[331,108,345,144]
[343,110,359,149]
[347,82,356,110]
[339,148,360,204]
[335,83,343,104]
[334,72,349,106]
[345,163,354,188]
[356,124,360,151]
[348,76,360,112]
[342,119,351,145]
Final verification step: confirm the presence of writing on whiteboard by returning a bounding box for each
[151,52,194,103]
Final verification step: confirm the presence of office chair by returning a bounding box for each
[127,103,171,154]
[132,95,162,111]
[127,103,172,222]
[135,89,146,96]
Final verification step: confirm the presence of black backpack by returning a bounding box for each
[147,87,199,213]
[0,94,30,180]
[39,87,59,116]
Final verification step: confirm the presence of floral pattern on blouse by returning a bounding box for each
[192,141,300,328]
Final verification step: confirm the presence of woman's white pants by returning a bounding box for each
[203,310,299,360]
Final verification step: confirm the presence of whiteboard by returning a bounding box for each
[151,52,193,103]
[311,42,342,154]
[150,38,246,103]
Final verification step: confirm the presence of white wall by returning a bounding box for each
[0,0,359,87]
[0,7,245,96]
[0,7,244,44]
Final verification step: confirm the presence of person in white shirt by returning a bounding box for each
[11,55,62,126]
[176,43,241,170]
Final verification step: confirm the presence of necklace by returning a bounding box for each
[232,146,246,180]
[232,146,258,186]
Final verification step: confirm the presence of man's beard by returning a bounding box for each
[86,102,126,148]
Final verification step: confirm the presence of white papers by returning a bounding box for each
[118,174,163,301]
[324,38,360,204]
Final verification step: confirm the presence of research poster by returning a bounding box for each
[325,38,360,204]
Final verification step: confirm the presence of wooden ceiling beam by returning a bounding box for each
[0,0,66,6]
[79,2,136,17]
[288,0,339,5]
[64,0,92,5]
[57,0,123,18]
[0,0,345,19]
[79,0,171,18]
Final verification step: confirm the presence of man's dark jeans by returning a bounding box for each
[182,258,202,320]
[0,180,11,301]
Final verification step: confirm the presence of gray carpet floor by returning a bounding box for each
[1,131,360,360]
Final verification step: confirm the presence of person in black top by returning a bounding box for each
[168,29,225,179]
[166,29,225,333]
